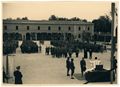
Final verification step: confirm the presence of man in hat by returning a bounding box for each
[80,57,86,76]
[14,66,23,84]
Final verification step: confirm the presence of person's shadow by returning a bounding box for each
[74,73,86,80]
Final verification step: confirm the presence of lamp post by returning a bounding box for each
[110,3,116,84]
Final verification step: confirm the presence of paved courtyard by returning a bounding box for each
[3,41,117,84]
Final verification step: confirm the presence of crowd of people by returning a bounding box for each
[45,46,94,59]
[3,40,18,55]
[3,40,117,83]
[45,47,73,58]
[20,41,38,53]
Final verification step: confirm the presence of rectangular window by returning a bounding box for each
[78,27,81,31]
[27,26,29,30]
[38,26,40,30]
[58,26,61,31]
[48,26,51,30]
[68,27,71,31]
[88,27,90,30]
[16,26,18,30]
[4,25,7,30]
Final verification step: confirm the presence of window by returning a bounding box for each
[27,26,29,30]
[48,26,51,30]
[38,26,40,30]
[4,25,7,30]
[58,26,61,31]
[78,34,81,38]
[78,27,81,31]
[88,27,90,31]
[68,26,71,31]
[16,26,18,30]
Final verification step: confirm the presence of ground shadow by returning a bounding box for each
[74,73,86,81]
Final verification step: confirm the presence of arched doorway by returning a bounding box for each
[26,33,31,40]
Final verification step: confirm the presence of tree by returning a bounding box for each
[22,17,28,20]
[92,15,111,42]
[70,17,80,21]
[49,15,57,20]
[48,15,88,21]
[16,17,21,20]
[92,15,111,33]
[82,19,87,22]
[6,18,12,20]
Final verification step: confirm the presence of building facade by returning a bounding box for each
[3,20,94,41]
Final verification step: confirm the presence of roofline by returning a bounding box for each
[3,20,94,25]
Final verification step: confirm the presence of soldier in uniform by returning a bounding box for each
[14,66,23,84]
[75,48,79,58]
[89,49,93,59]
[84,48,88,58]
[70,59,75,79]
[80,57,86,76]
[68,48,72,58]
[66,57,70,76]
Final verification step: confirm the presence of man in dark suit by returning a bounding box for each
[70,59,75,79]
[66,57,70,76]
[14,66,23,84]
[80,57,86,76]
[89,49,93,59]
[84,48,88,58]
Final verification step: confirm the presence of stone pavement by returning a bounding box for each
[3,41,117,84]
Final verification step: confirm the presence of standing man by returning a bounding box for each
[70,59,75,79]
[68,48,72,58]
[84,48,88,58]
[80,57,86,76]
[66,57,70,76]
[14,66,23,84]
[75,48,79,58]
[89,49,93,59]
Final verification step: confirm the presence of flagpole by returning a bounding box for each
[110,2,115,84]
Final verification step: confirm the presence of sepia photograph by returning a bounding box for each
[2,1,118,85]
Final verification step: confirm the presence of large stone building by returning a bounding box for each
[3,20,94,41]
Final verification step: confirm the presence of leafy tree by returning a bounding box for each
[82,19,87,22]
[6,18,12,20]
[22,17,28,20]
[70,17,80,21]
[48,15,88,22]
[92,15,111,33]
[16,17,21,20]
[49,15,57,20]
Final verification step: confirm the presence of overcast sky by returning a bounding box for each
[3,1,117,21]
